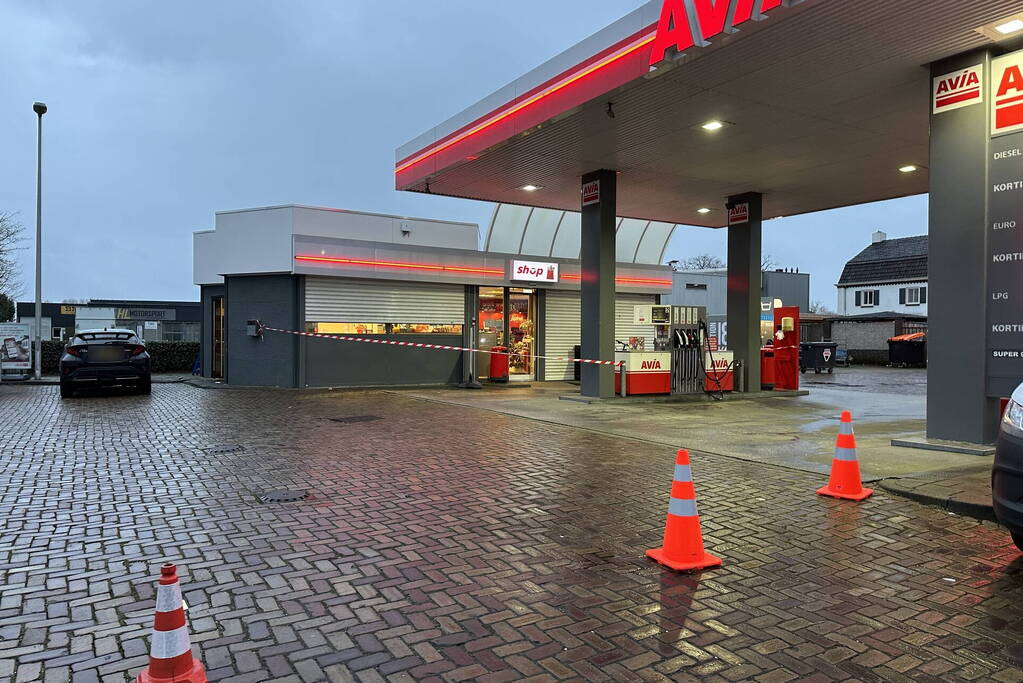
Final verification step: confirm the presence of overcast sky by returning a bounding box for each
[0,1,928,309]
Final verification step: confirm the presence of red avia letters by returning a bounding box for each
[641,360,663,370]
[993,52,1023,135]
[650,0,789,65]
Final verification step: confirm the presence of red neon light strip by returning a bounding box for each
[561,273,672,286]
[295,255,504,277]
[395,29,656,175]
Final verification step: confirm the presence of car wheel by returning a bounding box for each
[137,377,152,395]
[1012,532,1023,552]
[59,381,73,399]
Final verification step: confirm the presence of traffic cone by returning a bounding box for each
[817,411,874,501]
[136,564,207,683]
[646,450,722,572]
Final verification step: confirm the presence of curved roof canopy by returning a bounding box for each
[484,204,676,264]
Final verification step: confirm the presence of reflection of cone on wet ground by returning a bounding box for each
[136,563,207,683]
[646,450,722,572]
[817,410,874,501]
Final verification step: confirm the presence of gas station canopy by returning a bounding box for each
[396,0,1022,226]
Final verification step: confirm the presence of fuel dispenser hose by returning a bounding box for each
[698,320,740,401]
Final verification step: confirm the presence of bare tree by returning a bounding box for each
[761,253,777,271]
[0,212,26,298]
[675,253,725,270]
[807,300,834,315]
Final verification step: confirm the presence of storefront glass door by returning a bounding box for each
[477,287,537,380]
[477,288,504,379]
[508,288,536,380]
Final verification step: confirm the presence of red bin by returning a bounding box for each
[489,346,509,383]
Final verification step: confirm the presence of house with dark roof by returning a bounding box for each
[837,231,928,316]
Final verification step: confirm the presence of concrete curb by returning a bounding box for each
[878,476,996,523]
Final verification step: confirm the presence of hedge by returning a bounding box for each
[39,340,199,373]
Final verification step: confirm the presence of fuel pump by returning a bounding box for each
[670,306,706,395]
[772,305,800,391]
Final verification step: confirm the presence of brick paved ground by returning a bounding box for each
[1,384,1022,682]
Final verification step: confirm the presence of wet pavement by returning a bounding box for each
[1,383,1021,682]
[400,367,966,480]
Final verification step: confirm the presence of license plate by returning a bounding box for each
[88,345,124,362]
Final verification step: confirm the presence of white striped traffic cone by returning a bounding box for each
[646,450,722,572]
[136,563,206,683]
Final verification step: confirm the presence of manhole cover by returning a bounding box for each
[258,490,309,504]
[329,415,382,424]
[208,444,245,454]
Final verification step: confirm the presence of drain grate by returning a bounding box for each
[258,490,309,504]
[329,415,382,424]
[208,444,245,454]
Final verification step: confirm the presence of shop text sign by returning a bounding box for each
[727,202,749,226]
[581,180,600,207]
[993,51,1023,136]
[650,0,792,66]
[932,64,983,114]
[510,260,559,283]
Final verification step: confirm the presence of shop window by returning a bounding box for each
[391,323,462,334]
[309,323,387,335]
[306,322,462,335]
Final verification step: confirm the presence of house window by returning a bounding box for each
[901,286,927,306]
[856,290,878,308]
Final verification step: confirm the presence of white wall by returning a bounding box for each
[837,282,928,316]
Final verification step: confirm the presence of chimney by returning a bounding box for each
[872,230,887,244]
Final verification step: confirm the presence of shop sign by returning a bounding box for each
[510,260,559,283]
[581,180,600,207]
[993,51,1023,137]
[932,64,983,114]
[0,323,32,370]
[60,304,77,315]
[728,202,749,226]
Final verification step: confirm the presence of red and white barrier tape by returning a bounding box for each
[260,325,625,367]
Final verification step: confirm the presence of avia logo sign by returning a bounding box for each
[822,348,832,362]
[650,0,798,66]
[641,360,663,370]
[510,260,559,283]
[993,51,1023,136]
[932,65,983,114]
[581,180,601,206]
[728,202,749,225]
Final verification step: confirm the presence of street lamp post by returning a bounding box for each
[33,101,46,381]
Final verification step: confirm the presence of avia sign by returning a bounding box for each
[640,359,663,370]
[727,202,750,225]
[650,0,800,66]
[581,180,601,207]
[992,51,1023,137]
[932,65,983,114]
[510,260,559,283]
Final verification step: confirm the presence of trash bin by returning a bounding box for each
[887,333,927,368]
[760,346,775,390]
[800,342,838,374]
[489,346,510,382]
[573,345,582,381]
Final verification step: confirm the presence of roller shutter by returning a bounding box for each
[544,291,582,381]
[542,291,658,381]
[305,277,464,324]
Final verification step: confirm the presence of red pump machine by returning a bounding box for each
[770,306,800,391]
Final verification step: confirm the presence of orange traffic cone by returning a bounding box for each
[817,411,874,501]
[646,450,722,572]
[137,564,207,683]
